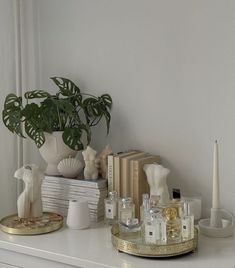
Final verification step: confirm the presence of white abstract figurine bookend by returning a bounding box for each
[143,163,170,205]
[14,164,44,218]
[82,146,99,180]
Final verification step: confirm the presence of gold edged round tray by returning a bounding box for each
[0,212,63,235]
[111,224,198,258]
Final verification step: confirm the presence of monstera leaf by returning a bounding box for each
[51,77,81,98]
[63,127,84,150]
[100,94,112,109]
[24,90,51,99]
[2,94,24,137]
[25,120,45,148]
[82,94,112,133]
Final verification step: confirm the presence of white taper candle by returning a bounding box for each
[212,140,220,209]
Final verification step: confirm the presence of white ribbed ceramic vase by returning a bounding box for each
[67,199,90,229]
[39,131,77,176]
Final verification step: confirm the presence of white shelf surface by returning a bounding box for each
[0,223,234,268]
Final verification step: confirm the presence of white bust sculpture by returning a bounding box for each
[82,146,99,180]
[143,163,170,205]
[14,164,44,218]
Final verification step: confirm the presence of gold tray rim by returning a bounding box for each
[111,224,198,257]
[0,212,63,235]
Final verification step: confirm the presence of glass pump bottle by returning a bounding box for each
[181,201,194,240]
[104,191,118,225]
[118,197,135,222]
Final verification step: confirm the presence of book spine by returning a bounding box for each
[121,158,128,197]
[107,154,114,192]
[132,160,140,219]
[129,160,134,201]
[113,156,120,195]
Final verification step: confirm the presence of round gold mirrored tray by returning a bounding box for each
[0,212,63,235]
[111,224,198,258]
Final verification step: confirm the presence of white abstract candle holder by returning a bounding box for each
[199,141,234,237]
[199,209,234,237]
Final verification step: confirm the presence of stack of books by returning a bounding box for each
[42,176,108,222]
[107,150,160,218]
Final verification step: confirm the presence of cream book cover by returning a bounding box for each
[121,152,149,197]
[113,150,138,196]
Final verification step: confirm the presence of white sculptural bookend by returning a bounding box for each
[98,144,112,179]
[143,163,170,205]
[14,164,44,218]
[82,146,99,180]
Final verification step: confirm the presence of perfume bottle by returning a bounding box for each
[170,188,184,218]
[119,218,141,236]
[118,197,135,222]
[144,208,166,244]
[144,209,160,244]
[181,202,194,240]
[140,193,150,223]
[104,191,118,225]
[157,212,167,244]
[162,206,181,242]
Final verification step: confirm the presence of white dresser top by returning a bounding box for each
[0,223,234,268]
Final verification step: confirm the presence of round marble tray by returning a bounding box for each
[0,212,63,235]
[111,224,198,258]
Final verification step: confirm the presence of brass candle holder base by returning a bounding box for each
[0,212,63,235]
[111,224,198,258]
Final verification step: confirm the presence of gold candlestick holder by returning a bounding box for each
[0,212,63,235]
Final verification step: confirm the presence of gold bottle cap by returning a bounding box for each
[162,207,177,220]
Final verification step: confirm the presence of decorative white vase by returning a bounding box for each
[39,131,77,176]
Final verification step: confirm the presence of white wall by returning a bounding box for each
[0,0,17,217]
[33,0,235,216]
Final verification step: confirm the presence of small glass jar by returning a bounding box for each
[162,207,181,242]
[118,197,135,222]
[119,218,141,237]
[104,191,118,225]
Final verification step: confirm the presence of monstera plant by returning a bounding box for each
[2,77,112,151]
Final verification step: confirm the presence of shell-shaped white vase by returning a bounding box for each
[58,157,83,178]
[39,131,77,176]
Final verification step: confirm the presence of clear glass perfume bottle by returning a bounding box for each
[157,212,167,244]
[104,191,118,225]
[119,218,141,237]
[181,202,194,240]
[118,197,135,222]
[162,207,181,242]
[144,208,166,244]
[140,193,150,223]
[144,210,160,244]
